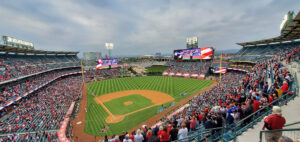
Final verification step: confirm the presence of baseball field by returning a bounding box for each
[84,76,214,136]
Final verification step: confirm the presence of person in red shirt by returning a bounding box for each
[146,129,152,141]
[268,94,274,106]
[252,98,261,112]
[204,108,209,114]
[159,126,169,142]
[166,124,172,134]
[281,81,289,94]
[198,112,204,123]
[263,106,286,142]
[218,99,222,106]
[190,116,197,131]
[129,131,135,141]
[157,126,163,138]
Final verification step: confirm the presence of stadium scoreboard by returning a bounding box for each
[2,36,34,49]
[96,59,118,69]
[174,47,214,61]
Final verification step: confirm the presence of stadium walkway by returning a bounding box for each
[236,61,300,142]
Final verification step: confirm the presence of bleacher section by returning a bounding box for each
[233,41,300,62]
[0,54,80,82]
[165,61,211,74]
[0,69,80,107]
[0,75,82,142]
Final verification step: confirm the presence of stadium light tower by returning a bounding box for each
[105,43,114,59]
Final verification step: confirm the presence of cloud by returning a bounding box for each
[0,0,299,57]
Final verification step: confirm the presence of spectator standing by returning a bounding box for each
[178,123,188,142]
[123,134,132,142]
[134,129,144,142]
[169,125,178,141]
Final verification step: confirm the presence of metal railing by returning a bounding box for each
[284,121,300,128]
[172,127,224,142]
[259,128,300,142]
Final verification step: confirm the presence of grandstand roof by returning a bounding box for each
[237,12,300,46]
[0,45,79,55]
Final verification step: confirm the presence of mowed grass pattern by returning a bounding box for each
[104,95,154,115]
[85,76,214,136]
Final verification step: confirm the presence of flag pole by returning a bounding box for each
[219,53,222,81]
[81,60,85,83]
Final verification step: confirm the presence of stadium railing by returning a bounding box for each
[170,73,298,142]
[259,128,300,142]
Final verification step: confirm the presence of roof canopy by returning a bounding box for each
[0,45,79,55]
[237,12,300,46]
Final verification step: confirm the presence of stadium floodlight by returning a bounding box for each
[280,14,288,31]
[105,43,114,50]
[105,43,114,58]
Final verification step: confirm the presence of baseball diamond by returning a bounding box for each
[84,76,214,136]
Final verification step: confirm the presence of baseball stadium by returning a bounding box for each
[0,1,300,142]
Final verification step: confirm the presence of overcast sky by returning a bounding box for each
[0,0,299,57]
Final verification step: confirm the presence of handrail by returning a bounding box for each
[259,128,300,142]
[284,121,300,127]
[0,129,59,137]
[171,127,224,142]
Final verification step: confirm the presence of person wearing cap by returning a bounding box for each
[263,106,286,142]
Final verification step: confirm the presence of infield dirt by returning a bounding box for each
[72,81,217,142]
[93,90,174,123]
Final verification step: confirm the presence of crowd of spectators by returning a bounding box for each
[0,55,80,82]
[165,61,211,74]
[0,75,82,142]
[85,68,121,82]
[0,69,80,107]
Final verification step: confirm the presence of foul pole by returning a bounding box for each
[80,60,85,83]
[219,53,222,81]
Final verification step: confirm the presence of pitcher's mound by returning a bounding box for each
[106,115,124,123]
[124,101,133,106]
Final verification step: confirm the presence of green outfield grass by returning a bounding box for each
[85,76,214,136]
[146,65,169,74]
[104,95,154,115]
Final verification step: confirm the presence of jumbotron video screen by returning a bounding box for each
[174,47,214,60]
[96,59,118,69]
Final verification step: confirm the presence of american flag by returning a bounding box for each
[96,59,102,70]
[213,67,227,74]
